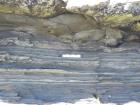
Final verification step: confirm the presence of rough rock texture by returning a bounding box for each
[74,29,105,43]
[0,0,140,47]
[66,0,140,31]
[127,34,140,42]
[45,14,96,35]
[103,28,125,47]
[0,0,66,17]
[1,0,140,29]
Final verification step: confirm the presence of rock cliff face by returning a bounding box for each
[1,1,140,105]
[0,0,140,48]
[66,0,140,29]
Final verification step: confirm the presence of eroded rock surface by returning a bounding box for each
[74,29,105,43]
[0,0,66,17]
[0,0,140,47]
[66,0,140,31]
[103,28,125,47]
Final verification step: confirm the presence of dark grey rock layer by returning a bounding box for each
[0,26,139,104]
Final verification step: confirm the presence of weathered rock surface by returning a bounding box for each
[0,0,66,17]
[74,29,105,43]
[0,0,140,48]
[45,14,96,36]
[1,0,140,31]
[0,0,140,45]
[127,34,140,42]
[66,0,140,31]
[103,28,125,47]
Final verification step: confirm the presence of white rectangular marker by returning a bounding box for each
[62,54,81,58]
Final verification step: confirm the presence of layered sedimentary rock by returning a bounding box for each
[0,0,140,47]
[0,0,140,105]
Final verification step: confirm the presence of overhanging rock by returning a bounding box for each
[65,0,140,29]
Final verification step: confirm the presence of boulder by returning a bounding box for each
[103,28,124,47]
[132,23,140,31]
[74,29,105,43]
[43,14,97,36]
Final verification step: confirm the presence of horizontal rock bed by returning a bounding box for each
[0,27,139,104]
[0,0,140,104]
